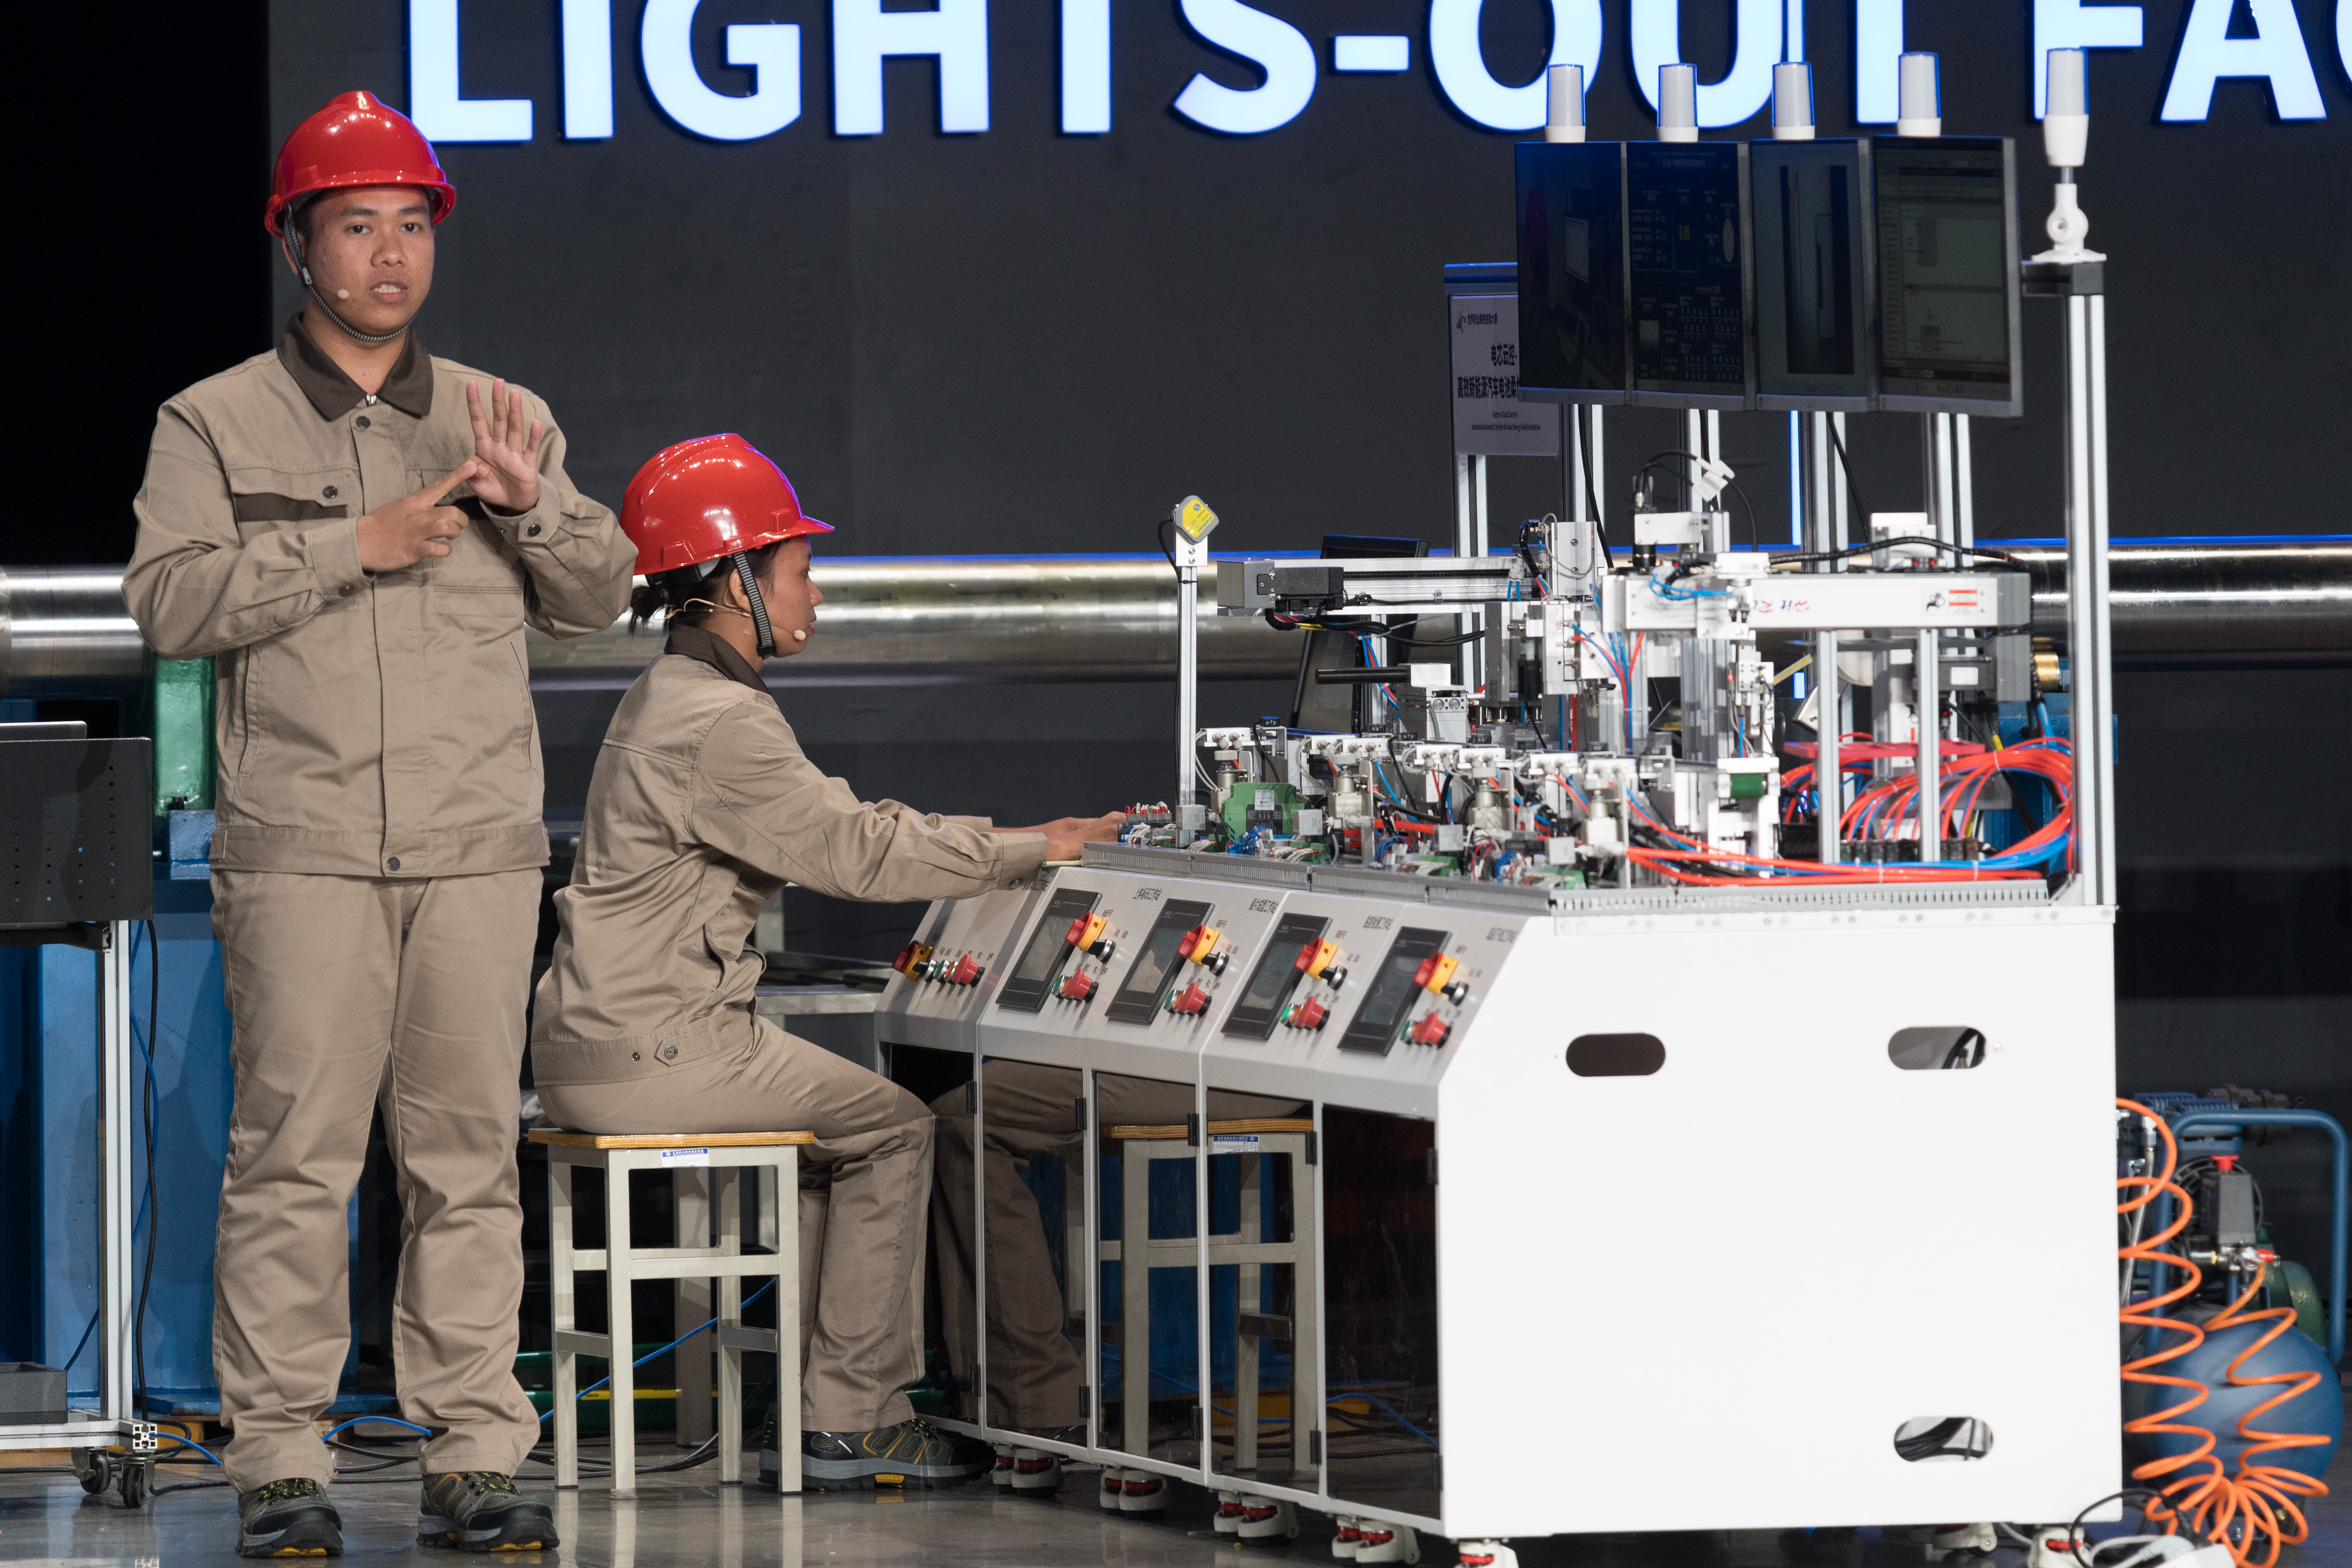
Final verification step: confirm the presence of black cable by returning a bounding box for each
[1825,418,1866,532]
[1633,450,1761,550]
[1771,538,2019,568]
[1574,412,1607,557]
[2065,1487,2161,1568]
[1155,518,1179,580]
[134,919,160,1425]
[1383,627,1486,650]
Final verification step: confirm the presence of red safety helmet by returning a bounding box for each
[620,435,833,577]
[265,91,457,237]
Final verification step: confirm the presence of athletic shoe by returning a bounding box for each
[758,1405,781,1490]
[800,1420,992,1490]
[416,1471,558,1552]
[237,1478,342,1558]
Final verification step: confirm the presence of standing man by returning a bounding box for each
[124,91,634,1557]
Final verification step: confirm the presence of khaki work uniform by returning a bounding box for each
[531,626,1048,1433]
[930,1067,1302,1430]
[125,318,634,1488]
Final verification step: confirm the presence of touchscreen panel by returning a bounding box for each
[1220,911,1331,1040]
[1337,927,1449,1056]
[995,886,1099,1013]
[1104,899,1214,1026]
[1515,141,1627,405]
[1627,141,1751,407]
[1752,139,1872,410]
[1873,137,2020,415]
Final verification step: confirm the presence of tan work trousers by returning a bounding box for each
[539,1016,932,1434]
[210,869,543,1490]
[929,1063,1301,1431]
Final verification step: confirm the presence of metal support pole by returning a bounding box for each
[1829,413,1850,550]
[1954,414,1975,549]
[1807,412,1840,864]
[2064,293,2115,902]
[1177,557,1199,846]
[100,921,135,1425]
[1915,629,1940,861]
[1468,455,1490,691]
[1925,413,1957,544]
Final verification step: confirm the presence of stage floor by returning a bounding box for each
[6,1450,2350,1566]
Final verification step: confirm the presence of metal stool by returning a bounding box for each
[531,1129,811,1497]
[1099,1117,1317,1468]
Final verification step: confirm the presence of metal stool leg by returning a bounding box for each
[608,1152,640,1498]
[551,1157,580,1488]
[773,1147,803,1494]
[716,1165,743,1485]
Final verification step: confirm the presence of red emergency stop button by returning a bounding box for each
[1407,1012,1450,1047]
[1288,997,1329,1031]
[1057,970,1096,1002]
[947,954,983,987]
[1170,982,1212,1016]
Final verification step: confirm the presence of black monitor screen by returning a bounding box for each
[1337,927,1450,1056]
[995,886,1098,1014]
[1627,142,1751,407]
[1221,912,1331,1041]
[1873,138,2020,415]
[1104,898,1213,1026]
[1515,141,1626,405]
[1752,140,1872,409]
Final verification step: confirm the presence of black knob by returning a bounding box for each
[1089,940,1118,963]
[1205,951,1230,976]
[1324,967,1348,991]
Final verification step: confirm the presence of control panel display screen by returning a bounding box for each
[1515,141,1627,405]
[1105,898,1214,1026]
[995,887,1099,1013]
[1751,140,1872,409]
[1337,927,1449,1056]
[1221,912,1332,1040]
[1628,142,1751,407]
[1873,138,2020,415]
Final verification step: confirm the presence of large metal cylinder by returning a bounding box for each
[4,542,2346,702]
[0,567,149,701]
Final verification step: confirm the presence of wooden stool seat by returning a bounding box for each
[1102,1117,1315,1141]
[529,1130,816,1149]
[535,1127,806,1497]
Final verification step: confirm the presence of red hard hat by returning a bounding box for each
[621,435,833,576]
[265,91,457,237]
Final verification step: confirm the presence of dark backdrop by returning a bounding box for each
[11,3,2348,1273]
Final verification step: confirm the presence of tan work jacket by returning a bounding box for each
[531,626,1048,1084]
[125,317,634,879]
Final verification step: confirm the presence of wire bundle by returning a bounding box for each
[2115,1100,2330,1568]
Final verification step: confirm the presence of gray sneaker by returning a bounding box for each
[237,1477,342,1558]
[801,1419,992,1490]
[416,1471,558,1552]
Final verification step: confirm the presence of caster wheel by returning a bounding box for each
[74,1449,115,1496]
[116,1457,152,1509]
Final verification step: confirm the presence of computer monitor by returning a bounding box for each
[1871,137,2023,417]
[1627,141,1753,409]
[1751,139,1874,412]
[1515,141,1628,407]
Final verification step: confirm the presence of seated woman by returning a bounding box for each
[530,434,1121,1490]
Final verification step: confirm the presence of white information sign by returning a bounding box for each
[1450,293,1558,457]
[659,1147,714,1168]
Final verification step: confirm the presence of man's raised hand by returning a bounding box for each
[353,460,479,573]
[465,379,544,515]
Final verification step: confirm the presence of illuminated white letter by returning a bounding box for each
[2031,0,2141,117]
[834,0,991,134]
[1430,0,1601,132]
[1173,0,1317,134]
[562,0,614,138]
[1853,0,1903,123]
[643,0,801,139]
[1064,0,1110,132]
[1630,0,1781,127]
[2160,0,2325,120]
[409,0,533,142]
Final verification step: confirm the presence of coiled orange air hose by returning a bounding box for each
[2116,1099,2331,1568]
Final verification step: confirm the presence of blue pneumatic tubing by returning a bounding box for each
[2166,1110,2349,1369]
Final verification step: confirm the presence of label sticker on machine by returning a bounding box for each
[1210,1134,1262,1154]
[660,1148,712,1168]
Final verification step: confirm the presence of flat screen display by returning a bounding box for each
[1515,141,1627,406]
[1872,137,2022,416]
[1104,898,1213,1026]
[1336,927,1450,1056]
[1221,912,1332,1040]
[1751,140,1873,410]
[995,886,1098,1013]
[1627,142,1752,408]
